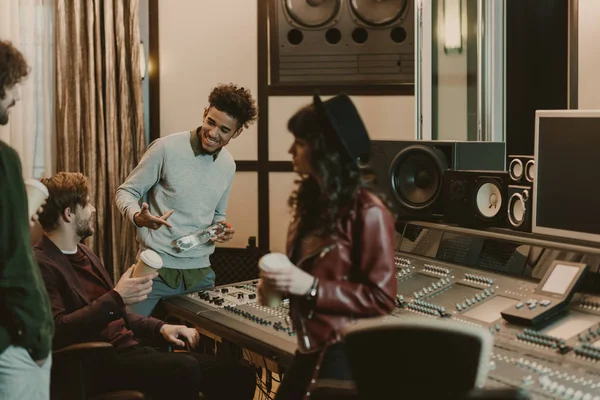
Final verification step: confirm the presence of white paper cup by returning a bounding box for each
[25,179,49,220]
[132,249,163,278]
[258,253,294,308]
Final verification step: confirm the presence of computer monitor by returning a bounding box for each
[533,110,600,243]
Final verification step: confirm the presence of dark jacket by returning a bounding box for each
[0,141,54,360]
[287,188,397,353]
[34,235,163,350]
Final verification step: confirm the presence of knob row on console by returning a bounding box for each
[575,343,600,361]
[423,264,450,276]
[414,277,451,299]
[577,327,600,343]
[396,268,412,279]
[223,305,296,336]
[464,273,493,286]
[455,288,494,311]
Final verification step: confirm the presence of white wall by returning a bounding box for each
[435,0,468,141]
[159,0,416,251]
[579,0,600,109]
[158,0,258,160]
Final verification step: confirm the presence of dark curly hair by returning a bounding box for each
[287,105,386,237]
[0,40,29,99]
[38,172,90,232]
[208,83,258,130]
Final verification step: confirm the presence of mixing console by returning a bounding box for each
[162,222,600,399]
[186,282,259,309]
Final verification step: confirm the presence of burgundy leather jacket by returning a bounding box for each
[286,188,397,353]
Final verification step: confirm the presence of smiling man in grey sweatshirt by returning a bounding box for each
[115,83,258,316]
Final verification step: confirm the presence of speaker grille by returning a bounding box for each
[271,0,415,85]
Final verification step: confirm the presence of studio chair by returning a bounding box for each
[339,317,530,400]
[51,342,145,400]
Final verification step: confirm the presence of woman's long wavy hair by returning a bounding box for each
[287,104,383,237]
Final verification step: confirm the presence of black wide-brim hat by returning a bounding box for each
[313,93,371,168]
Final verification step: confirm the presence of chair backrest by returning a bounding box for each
[342,316,493,399]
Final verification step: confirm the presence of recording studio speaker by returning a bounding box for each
[442,170,509,229]
[508,155,535,185]
[269,0,415,86]
[363,140,506,222]
[507,185,532,232]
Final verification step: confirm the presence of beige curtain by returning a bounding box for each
[55,0,145,279]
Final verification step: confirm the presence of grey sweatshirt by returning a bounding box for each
[115,131,235,269]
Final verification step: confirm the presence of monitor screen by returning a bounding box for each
[541,264,579,295]
[533,111,600,243]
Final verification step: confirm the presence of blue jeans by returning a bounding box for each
[0,345,52,399]
[128,268,216,317]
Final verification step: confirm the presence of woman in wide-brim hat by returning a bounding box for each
[259,94,398,399]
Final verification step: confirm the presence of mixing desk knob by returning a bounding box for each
[522,375,533,385]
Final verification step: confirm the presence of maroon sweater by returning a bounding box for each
[34,236,164,350]
[65,249,138,349]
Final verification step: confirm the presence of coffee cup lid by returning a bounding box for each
[259,252,294,272]
[140,249,163,269]
[24,179,49,197]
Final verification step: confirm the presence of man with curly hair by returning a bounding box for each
[116,83,258,316]
[0,40,54,399]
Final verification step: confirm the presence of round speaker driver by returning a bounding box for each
[476,182,502,219]
[284,0,341,28]
[525,160,535,183]
[508,193,526,227]
[509,159,523,181]
[389,145,447,210]
[350,0,408,27]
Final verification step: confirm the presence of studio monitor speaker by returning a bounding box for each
[507,185,532,232]
[508,155,535,185]
[442,170,509,229]
[269,0,415,86]
[362,140,506,222]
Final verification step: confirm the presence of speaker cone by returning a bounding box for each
[390,145,447,210]
[525,160,535,183]
[509,158,523,181]
[350,0,408,27]
[284,0,341,28]
[508,191,528,228]
[475,181,502,219]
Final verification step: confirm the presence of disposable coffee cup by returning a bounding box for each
[258,253,294,308]
[25,179,49,220]
[132,249,163,278]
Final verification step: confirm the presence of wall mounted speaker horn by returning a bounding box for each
[508,155,535,185]
[507,185,532,232]
[365,140,506,223]
[269,0,415,86]
[442,170,509,229]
